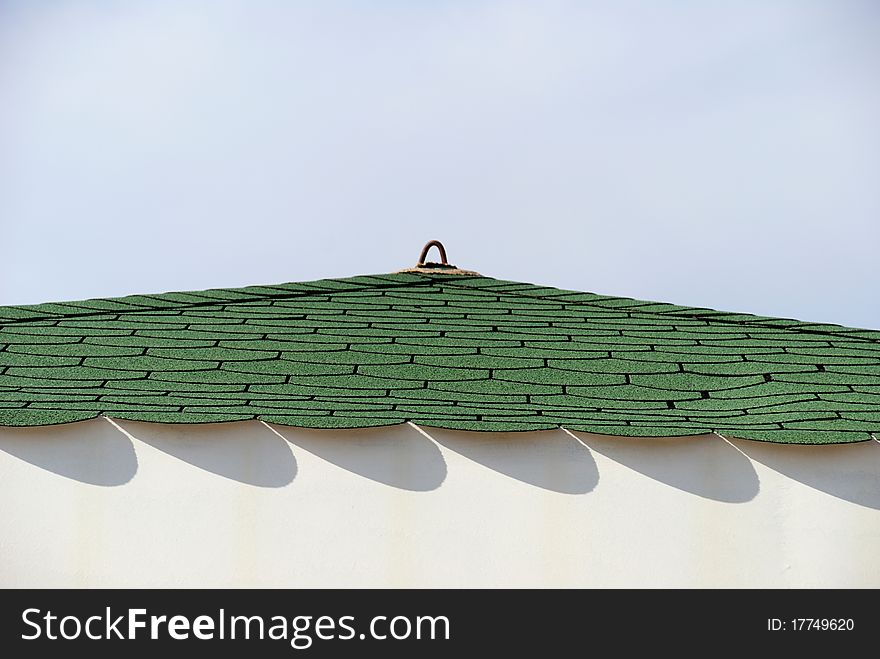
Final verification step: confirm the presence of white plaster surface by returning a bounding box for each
[0,418,878,587]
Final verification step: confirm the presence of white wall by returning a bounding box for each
[0,418,878,588]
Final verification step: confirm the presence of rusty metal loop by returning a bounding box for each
[417,240,448,266]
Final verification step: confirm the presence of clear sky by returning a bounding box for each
[1,1,878,329]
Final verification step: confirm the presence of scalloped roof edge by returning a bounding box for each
[0,413,874,445]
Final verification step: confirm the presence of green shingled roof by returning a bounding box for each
[1,271,878,443]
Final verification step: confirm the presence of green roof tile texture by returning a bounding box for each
[1,271,878,443]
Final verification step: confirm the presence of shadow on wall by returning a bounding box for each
[271,423,447,492]
[3,418,876,507]
[574,432,760,503]
[0,418,138,487]
[422,427,599,495]
[734,437,880,511]
[119,419,297,488]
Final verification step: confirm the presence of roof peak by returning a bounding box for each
[397,240,481,276]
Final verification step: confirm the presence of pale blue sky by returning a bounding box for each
[1,1,878,328]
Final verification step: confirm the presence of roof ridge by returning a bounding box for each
[0,273,487,326]
[437,280,880,345]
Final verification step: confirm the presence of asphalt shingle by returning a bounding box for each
[0,271,878,443]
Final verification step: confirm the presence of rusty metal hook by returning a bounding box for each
[417,240,449,267]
